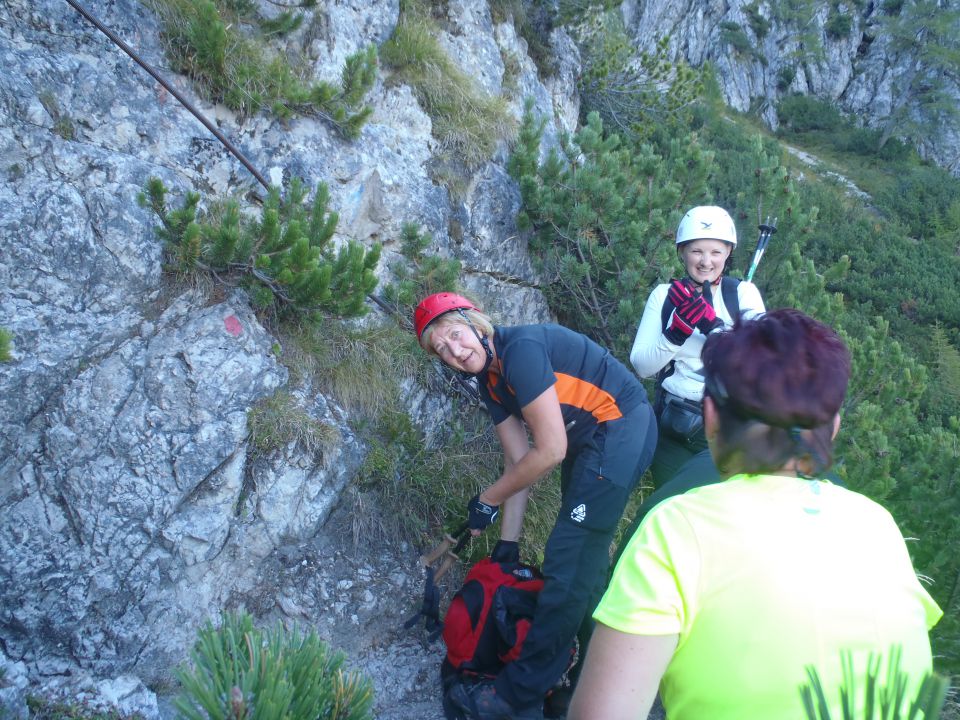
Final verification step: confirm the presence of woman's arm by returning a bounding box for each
[494,415,533,542]
[567,625,678,720]
[630,284,680,378]
[480,385,567,508]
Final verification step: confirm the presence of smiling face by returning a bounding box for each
[679,239,733,286]
[429,321,489,374]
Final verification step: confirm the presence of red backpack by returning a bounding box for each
[442,558,544,673]
[439,558,544,719]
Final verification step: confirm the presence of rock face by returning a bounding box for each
[622,0,960,174]
[0,0,572,715]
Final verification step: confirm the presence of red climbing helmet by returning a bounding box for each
[414,292,478,340]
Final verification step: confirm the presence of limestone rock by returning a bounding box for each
[0,0,573,713]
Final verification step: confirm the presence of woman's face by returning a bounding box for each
[430,322,487,374]
[680,239,732,286]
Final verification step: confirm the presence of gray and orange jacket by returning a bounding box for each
[478,325,648,453]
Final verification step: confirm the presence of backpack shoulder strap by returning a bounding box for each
[660,289,674,332]
[721,276,740,321]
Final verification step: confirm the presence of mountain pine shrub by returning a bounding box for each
[139,177,380,317]
[380,222,462,318]
[508,102,713,350]
[174,611,374,720]
[573,13,703,142]
[147,0,376,137]
[799,647,949,719]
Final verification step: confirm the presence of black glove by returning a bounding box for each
[467,494,500,532]
[491,540,519,564]
[697,315,724,335]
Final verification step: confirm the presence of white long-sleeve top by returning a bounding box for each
[629,280,765,402]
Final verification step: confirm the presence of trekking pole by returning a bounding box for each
[404,523,470,638]
[745,217,778,283]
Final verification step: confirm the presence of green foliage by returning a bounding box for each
[719,21,755,56]
[508,104,714,351]
[356,405,562,564]
[0,327,12,362]
[824,9,853,39]
[574,16,703,141]
[380,0,515,175]
[874,164,960,242]
[247,390,339,456]
[488,0,557,79]
[799,647,949,719]
[281,315,429,417]
[745,1,772,38]
[380,222,462,314]
[139,177,380,317]
[174,611,374,720]
[147,0,376,137]
[25,696,135,720]
[928,326,960,421]
[778,95,845,133]
[767,0,825,60]
[777,65,797,91]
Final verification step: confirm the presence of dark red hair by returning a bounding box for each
[702,308,851,476]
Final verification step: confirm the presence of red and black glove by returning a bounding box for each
[664,280,719,344]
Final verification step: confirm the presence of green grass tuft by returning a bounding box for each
[247,390,339,457]
[380,0,516,173]
[0,327,12,362]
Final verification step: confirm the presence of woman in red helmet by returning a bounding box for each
[414,292,658,720]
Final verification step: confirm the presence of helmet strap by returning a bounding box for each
[457,309,494,376]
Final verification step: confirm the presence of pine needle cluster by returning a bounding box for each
[572,11,703,142]
[139,177,380,318]
[799,647,949,719]
[147,0,376,138]
[380,222,462,317]
[175,611,374,720]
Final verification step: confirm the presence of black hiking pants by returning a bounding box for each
[494,403,657,710]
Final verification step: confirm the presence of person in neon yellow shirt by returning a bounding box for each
[568,308,942,720]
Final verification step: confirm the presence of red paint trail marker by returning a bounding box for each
[224,315,243,337]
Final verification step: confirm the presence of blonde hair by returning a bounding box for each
[419,307,495,355]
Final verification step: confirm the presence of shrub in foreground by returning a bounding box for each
[175,611,374,720]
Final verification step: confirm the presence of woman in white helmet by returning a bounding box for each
[629,206,765,488]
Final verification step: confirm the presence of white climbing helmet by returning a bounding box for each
[676,206,737,246]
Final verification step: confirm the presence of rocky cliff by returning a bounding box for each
[0,0,574,716]
[623,0,960,174]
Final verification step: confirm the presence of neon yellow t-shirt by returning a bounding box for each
[596,474,943,720]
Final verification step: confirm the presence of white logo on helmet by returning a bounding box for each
[571,504,587,523]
